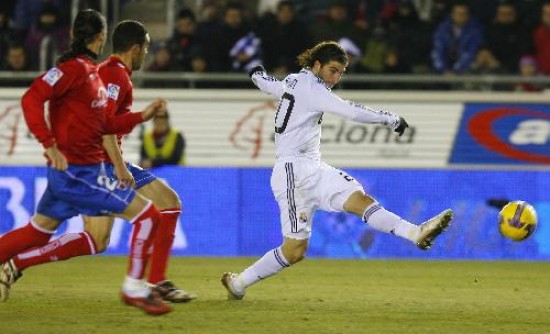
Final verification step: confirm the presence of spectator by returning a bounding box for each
[2,44,30,71]
[195,1,222,72]
[532,1,550,75]
[24,5,68,70]
[147,43,174,72]
[257,1,310,75]
[514,55,544,92]
[339,37,362,72]
[485,1,529,73]
[13,0,66,33]
[464,48,506,91]
[0,9,18,68]
[140,111,186,168]
[358,20,389,73]
[0,43,32,87]
[431,2,483,74]
[198,2,251,72]
[166,8,206,72]
[387,0,432,73]
[310,0,364,47]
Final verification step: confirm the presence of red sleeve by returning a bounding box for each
[100,64,140,133]
[104,111,143,134]
[21,63,82,148]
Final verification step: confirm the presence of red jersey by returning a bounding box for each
[21,55,143,165]
[98,56,133,160]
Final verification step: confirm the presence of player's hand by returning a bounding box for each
[114,163,135,188]
[142,99,167,122]
[141,159,153,169]
[45,146,68,171]
[248,65,266,77]
[394,116,409,137]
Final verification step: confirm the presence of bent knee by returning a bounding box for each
[92,235,110,253]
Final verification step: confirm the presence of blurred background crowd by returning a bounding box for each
[0,0,549,91]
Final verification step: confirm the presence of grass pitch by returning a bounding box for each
[0,257,549,334]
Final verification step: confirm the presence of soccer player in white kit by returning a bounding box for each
[221,41,453,300]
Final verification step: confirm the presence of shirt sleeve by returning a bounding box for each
[310,84,401,129]
[104,111,143,134]
[251,71,285,99]
[21,63,82,148]
[100,65,138,134]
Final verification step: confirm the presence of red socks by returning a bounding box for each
[127,203,161,279]
[13,232,97,271]
[148,208,180,284]
[0,222,54,263]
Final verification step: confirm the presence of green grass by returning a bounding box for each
[1,257,549,334]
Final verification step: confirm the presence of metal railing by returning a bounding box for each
[1,71,549,90]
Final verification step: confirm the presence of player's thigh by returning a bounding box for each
[82,215,115,252]
[137,179,180,210]
[317,162,365,212]
[272,162,318,240]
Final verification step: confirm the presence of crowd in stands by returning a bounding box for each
[0,0,549,91]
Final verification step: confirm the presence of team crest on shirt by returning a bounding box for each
[42,68,63,86]
[107,83,120,101]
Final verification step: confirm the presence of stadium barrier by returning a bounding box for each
[0,89,548,259]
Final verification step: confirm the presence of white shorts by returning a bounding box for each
[271,159,364,240]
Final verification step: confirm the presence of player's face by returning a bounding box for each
[315,60,346,88]
[132,33,150,71]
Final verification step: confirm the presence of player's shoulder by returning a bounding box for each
[99,58,127,75]
[41,57,88,86]
[293,69,329,93]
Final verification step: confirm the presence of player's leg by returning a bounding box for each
[7,216,108,276]
[221,161,315,300]
[136,177,195,302]
[335,168,452,250]
[112,193,171,315]
[56,164,169,315]
[0,213,60,302]
[82,216,114,253]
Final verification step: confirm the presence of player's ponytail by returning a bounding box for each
[297,41,348,69]
[57,9,106,65]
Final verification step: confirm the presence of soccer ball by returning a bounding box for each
[498,201,537,242]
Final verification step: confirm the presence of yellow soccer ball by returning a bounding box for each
[498,201,538,242]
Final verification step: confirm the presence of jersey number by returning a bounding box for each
[275,92,295,134]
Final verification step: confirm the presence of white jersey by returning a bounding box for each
[251,69,401,160]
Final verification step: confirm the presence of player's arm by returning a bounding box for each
[102,135,135,187]
[103,99,167,134]
[249,65,284,99]
[312,85,409,136]
[21,65,81,169]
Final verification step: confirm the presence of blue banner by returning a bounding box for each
[0,166,548,260]
[450,103,550,165]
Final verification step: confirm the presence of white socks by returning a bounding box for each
[362,202,419,242]
[236,246,290,290]
[122,276,149,298]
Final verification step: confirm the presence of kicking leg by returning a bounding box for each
[343,191,452,250]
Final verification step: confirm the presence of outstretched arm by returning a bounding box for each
[249,65,285,100]
[312,85,409,136]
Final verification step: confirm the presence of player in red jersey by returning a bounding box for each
[0,10,171,315]
[0,20,195,303]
